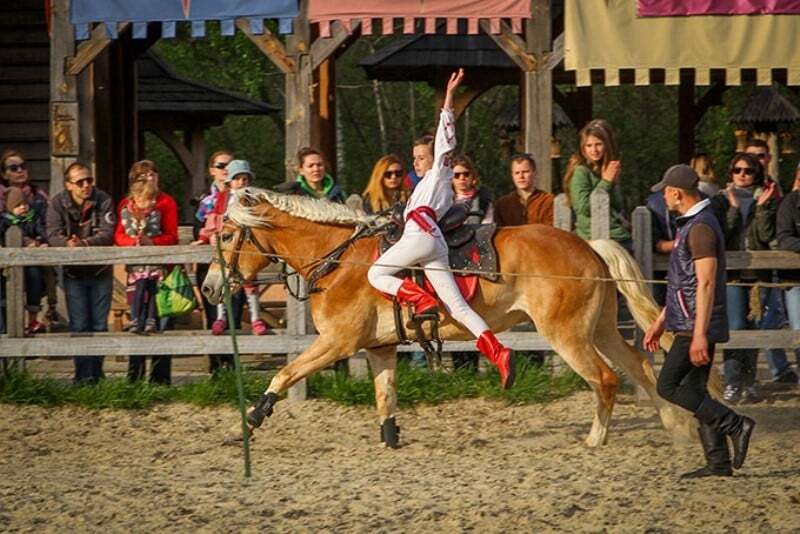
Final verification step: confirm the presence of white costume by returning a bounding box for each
[367,108,490,337]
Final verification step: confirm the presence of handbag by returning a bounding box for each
[156,266,197,317]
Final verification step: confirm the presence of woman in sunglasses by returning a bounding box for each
[711,152,779,405]
[0,149,60,330]
[361,154,408,215]
[451,154,494,225]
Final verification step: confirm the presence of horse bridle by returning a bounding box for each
[217,224,273,288]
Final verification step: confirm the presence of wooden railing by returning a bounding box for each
[2,193,800,398]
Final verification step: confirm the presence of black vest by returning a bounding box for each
[665,202,729,343]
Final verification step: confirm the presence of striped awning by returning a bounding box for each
[308,0,531,37]
[565,0,800,87]
[70,0,298,40]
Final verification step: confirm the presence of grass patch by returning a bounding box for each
[0,360,586,410]
[307,359,587,407]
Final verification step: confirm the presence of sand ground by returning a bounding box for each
[1,389,798,533]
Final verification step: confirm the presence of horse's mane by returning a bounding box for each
[227,187,383,228]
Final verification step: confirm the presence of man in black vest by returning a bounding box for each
[644,164,755,478]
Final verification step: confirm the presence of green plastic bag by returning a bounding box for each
[156,266,197,317]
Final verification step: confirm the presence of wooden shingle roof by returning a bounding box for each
[137,52,278,117]
[732,86,800,129]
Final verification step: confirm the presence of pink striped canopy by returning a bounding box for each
[638,0,800,16]
[308,0,531,37]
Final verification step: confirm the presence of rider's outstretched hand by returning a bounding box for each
[443,68,464,111]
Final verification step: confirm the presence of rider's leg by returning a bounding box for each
[424,254,516,389]
[367,231,439,315]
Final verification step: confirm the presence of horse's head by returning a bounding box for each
[201,201,276,305]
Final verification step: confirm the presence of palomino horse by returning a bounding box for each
[202,188,695,447]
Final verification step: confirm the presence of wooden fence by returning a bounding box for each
[2,191,800,400]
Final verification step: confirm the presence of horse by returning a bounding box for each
[201,188,696,447]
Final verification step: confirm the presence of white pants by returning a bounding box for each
[367,226,489,338]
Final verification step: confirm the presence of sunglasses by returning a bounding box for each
[383,170,403,178]
[212,161,229,170]
[453,171,472,178]
[732,167,756,176]
[69,177,94,187]
[4,163,26,172]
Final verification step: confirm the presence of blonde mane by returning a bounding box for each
[227,187,383,228]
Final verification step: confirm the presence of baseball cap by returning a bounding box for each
[650,164,699,192]
[224,159,255,182]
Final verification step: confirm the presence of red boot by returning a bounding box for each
[395,278,439,317]
[477,331,516,389]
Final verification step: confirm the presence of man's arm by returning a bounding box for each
[777,195,800,252]
[45,203,68,247]
[690,256,717,366]
[85,196,115,247]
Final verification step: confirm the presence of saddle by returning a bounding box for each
[378,202,500,286]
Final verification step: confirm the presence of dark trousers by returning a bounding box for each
[128,317,173,385]
[24,266,45,311]
[64,271,113,383]
[130,278,158,324]
[196,262,245,374]
[656,334,715,413]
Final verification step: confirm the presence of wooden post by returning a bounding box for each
[523,0,553,192]
[285,271,308,401]
[553,193,573,231]
[632,206,655,403]
[589,188,610,239]
[5,227,25,339]
[348,351,370,379]
[50,0,79,196]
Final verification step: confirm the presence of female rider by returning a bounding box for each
[366,69,515,389]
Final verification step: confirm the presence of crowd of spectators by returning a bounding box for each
[2,115,800,394]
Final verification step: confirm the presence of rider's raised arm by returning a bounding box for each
[433,107,456,172]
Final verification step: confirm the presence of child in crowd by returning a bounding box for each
[196,159,269,336]
[0,186,48,334]
[119,180,164,333]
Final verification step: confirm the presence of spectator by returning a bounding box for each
[116,160,179,383]
[196,160,269,337]
[451,154,494,225]
[563,120,631,248]
[0,149,60,328]
[275,147,346,202]
[745,138,783,196]
[494,153,553,227]
[710,152,780,403]
[774,162,800,385]
[743,139,794,383]
[46,162,115,384]
[0,186,48,334]
[192,150,239,375]
[361,154,408,215]
[690,153,720,197]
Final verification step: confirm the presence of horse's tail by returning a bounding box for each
[588,239,723,398]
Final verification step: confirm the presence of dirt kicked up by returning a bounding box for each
[1,390,798,532]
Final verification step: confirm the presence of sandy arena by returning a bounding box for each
[1,389,798,532]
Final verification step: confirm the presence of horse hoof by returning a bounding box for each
[222,421,256,446]
[247,392,280,429]
[380,417,400,449]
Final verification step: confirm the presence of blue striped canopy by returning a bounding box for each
[70,0,298,40]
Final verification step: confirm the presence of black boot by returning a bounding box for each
[696,397,756,470]
[680,423,733,479]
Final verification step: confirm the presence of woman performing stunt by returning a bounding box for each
[366,69,516,389]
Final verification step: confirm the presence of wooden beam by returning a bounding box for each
[50,0,77,196]
[236,19,295,74]
[310,21,361,71]
[678,77,696,163]
[452,79,495,120]
[67,23,131,76]
[545,33,564,71]
[480,20,537,72]
[4,227,25,338]
[153,129,193,175]
[0,328,795,358]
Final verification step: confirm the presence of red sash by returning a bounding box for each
[406,206,437,234]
